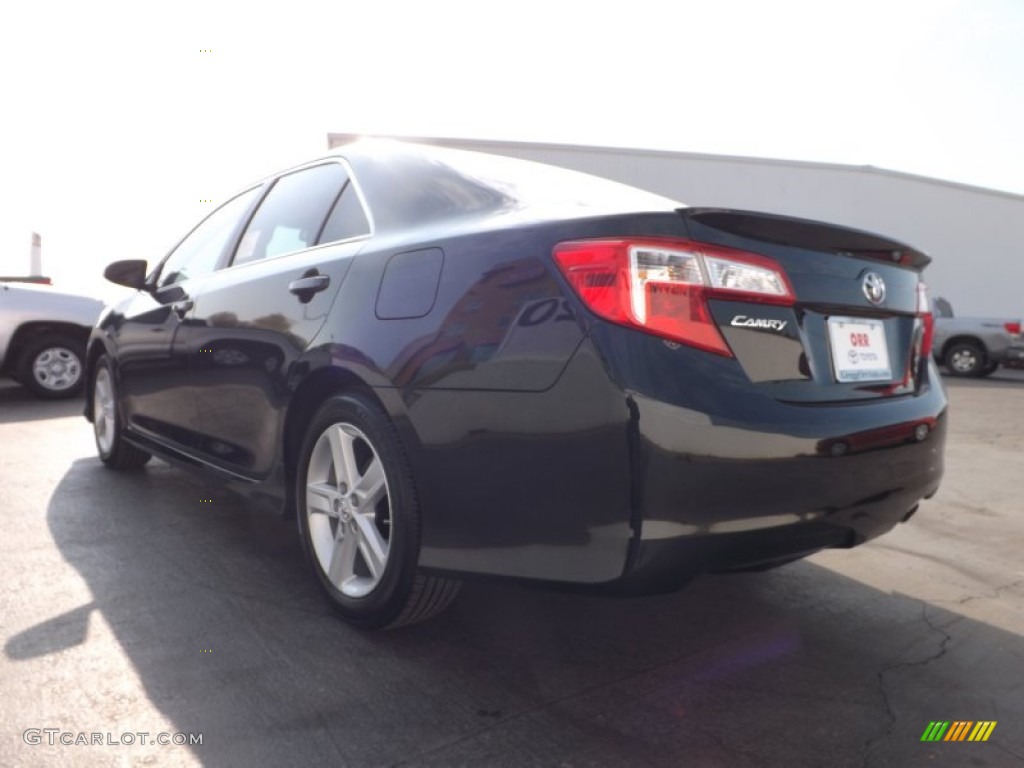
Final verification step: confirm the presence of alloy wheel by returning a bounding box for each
[305,422,391,598]
[93,366,116,454]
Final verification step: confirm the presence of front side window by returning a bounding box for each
[232,164,348,266]
[157,188,260,289]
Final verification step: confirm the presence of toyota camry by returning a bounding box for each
[84,140,947,628]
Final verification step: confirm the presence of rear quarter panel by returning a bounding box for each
[320,213,690,583]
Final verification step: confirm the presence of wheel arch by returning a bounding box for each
[939,335,987,363]
[280,365,415,519]
[83,336,116,422]
[4,321,91,375]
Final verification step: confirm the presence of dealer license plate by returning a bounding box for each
[827,316,892,383]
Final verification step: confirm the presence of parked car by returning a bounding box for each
[1,281,104,398]
[0,275,53,284]
[931,299,1022,377]
[1005,341,1024,370]
[84,141,947,629]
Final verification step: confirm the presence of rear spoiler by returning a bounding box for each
[681,208,931,269]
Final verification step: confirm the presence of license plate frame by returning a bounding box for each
[827,316,892,383]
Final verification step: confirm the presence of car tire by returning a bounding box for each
[944,341,987,377]
[296,393,460,629]
[980,362,999,377]
[18,333,87,399]
[92,356,152,470]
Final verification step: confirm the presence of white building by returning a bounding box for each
[328,133,1023,318]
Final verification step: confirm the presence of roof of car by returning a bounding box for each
[319,139,682,233]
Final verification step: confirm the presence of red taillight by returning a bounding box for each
[553,238,794,356]
[917,282,934,358]
[1004,321,1021,337]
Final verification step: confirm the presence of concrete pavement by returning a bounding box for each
[1,372,1022,767]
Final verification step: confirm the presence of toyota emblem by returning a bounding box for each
[862,272,886,305]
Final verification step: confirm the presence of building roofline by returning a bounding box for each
[327,132,1024,202]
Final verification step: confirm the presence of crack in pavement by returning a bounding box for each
[688,720,767,767]
[387,648,771,767]
[859,579,1024,767]
[946,579,1024,607]
[396,579,1024,768]
[861,602,954,768]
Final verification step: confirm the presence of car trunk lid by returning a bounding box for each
[681,208,932,403]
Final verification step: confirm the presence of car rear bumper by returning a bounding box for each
[612,372,946,593]
[617,441,942,594]
[568,322,947,593]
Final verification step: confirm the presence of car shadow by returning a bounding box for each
[0,381,83,423]
[10,457,1024,767]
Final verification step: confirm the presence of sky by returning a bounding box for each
[1,0,1022,297]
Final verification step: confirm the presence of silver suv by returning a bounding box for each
[0,281,104,398]
[932,296,1022,377]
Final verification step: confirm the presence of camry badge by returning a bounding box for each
[730,316,788,332]
[863,272,886,305]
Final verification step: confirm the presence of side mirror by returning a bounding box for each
[104,259,148,290]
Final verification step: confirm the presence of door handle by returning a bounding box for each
[289,272,330,303]
[172,299,194,319]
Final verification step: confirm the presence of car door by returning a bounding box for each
[183,161,371,477]
[115,187,262,451]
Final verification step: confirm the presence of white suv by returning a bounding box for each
[0,281,104,398]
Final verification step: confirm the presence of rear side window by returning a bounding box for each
[157,187,260,289]
[318,183,371,244]
[232,164,347,266]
